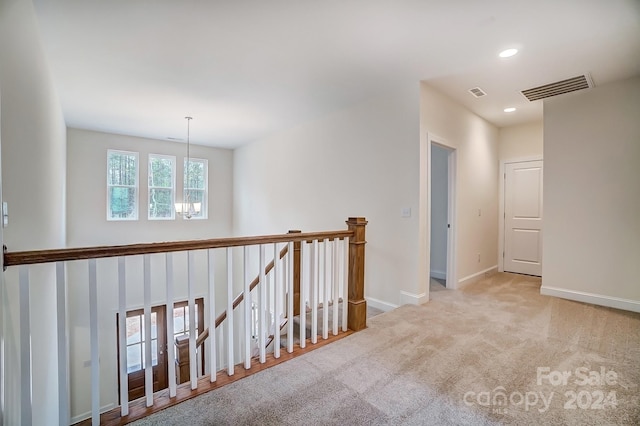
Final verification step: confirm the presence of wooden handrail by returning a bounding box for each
[3,230,352,268]
[195,244,290,347]
[195,328,208,348]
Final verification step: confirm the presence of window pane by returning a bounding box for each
[138,312,157,341]
[126,315,141,345]
[109,187,136,219]
[184,160,205,190]
[126,344,142,373]
[141,341,159,368]
[151,340,158,366]
[174,307,185,334]
[149,188,173,218]
[150,312,157,339]
[149,156,174,188]
[185,189,204,205]
[108,152,137,186]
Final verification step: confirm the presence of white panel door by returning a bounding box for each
[504,160,543,276]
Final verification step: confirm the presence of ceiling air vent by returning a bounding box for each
[468,87,487,98]
[521,74,593,101]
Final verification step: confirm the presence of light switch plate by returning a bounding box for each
[401,207,411,218]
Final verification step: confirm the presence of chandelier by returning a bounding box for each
[175,116,201,219]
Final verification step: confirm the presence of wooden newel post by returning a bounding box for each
[175,335,190,385]
[288,230,302,316]
[346,217,367,331]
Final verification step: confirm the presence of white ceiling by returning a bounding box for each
[32,0,640,148]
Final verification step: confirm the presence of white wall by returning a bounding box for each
[67,128,233,246]
[0,0,67,424]
[499,121,543,162]
[419,83,499,294]
[429,144,448,279]
[542,76,640,312]
[66,128,234,420]
[234,84,420,310]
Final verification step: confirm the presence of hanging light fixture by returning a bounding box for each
[175,116,201,219]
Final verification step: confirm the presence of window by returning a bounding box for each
[172,298,204,340]
[183,158,208,219]
[125,309,160,373]
[148,154,176,220]
[107,150,138,220]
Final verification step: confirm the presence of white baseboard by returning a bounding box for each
[540,286,640,313]
[457,265,498,289]
[399,290,428,306]
[71,403,116,424]
[366,297,398,312]
[430,270,446,280]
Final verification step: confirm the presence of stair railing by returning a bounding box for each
[176,242,290,383]
[2,217,367,426]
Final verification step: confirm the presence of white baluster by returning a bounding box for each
[243,246,251,370]
[273,243,281,358]
[311,239,318,344]
[88,259,100,425]
[287,242,294,353]
[332,240,339,336]
[259,245,266,363]
[187,251,197,390]
[165,253,177,396]
[117,258,129,415]
[226,247,234,375]
[322,238,329,340]
[143,255,153,406]
[343,237,349,332]
[299,242,306,348]
[217,326,224,373]
[18,266,32,425]
[56,262,70,424]
[207,250,217,382]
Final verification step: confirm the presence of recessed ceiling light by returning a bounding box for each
[504,107,516,113]
[499,48,518,58]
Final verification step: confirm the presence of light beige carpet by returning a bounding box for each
[133,273,640,425]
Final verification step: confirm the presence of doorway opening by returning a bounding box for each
[421,134,457,292]
[430,144,450,290]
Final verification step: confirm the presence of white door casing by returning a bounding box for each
[504,160,543,276]
[418,133,458,302]
[0,93,5,424]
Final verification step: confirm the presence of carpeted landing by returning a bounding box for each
[132,273,640,425]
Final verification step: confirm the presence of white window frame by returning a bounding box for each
[107,149,139,221]
[148,154,176,220]
[183,157,208,220]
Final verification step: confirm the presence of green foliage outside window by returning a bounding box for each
[108,151,138,220]
[149,155,175,219]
